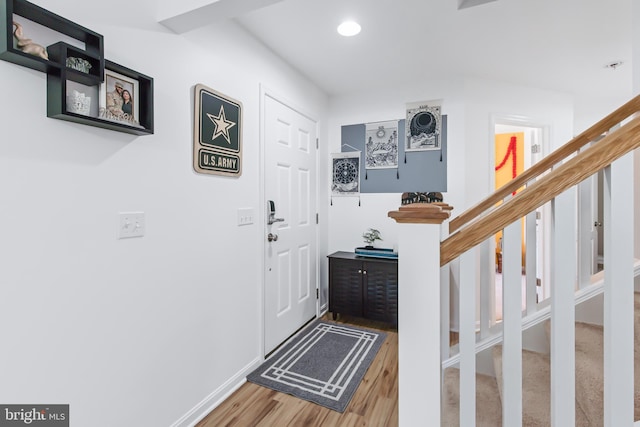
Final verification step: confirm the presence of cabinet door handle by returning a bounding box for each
[358,269,362,273]
[363,270,367,275]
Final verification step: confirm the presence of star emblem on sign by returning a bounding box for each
[207,105,236,144]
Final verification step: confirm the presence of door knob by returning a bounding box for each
[267,233,278,242]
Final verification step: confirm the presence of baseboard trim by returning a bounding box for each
[170,357,261,427]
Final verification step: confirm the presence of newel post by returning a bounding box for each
[388,203,452,427]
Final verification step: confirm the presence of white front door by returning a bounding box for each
[264,94,317,355]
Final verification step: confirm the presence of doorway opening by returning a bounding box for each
[492,118,549,322]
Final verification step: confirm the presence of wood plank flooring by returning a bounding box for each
[196,314,398,427]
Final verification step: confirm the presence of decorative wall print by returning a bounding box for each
[495,133,524,196]
[193,83,242,177]
[365,120,399,169]
[341,116,448,193]
[494,132,525,266]
[331,152,360,195]
[406,100,442,151]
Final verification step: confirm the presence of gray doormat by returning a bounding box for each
[247,320,387,412]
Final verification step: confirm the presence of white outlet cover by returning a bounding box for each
[118,212,145,239]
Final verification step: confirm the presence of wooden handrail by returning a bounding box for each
[441,114,640,267]
[449,94,640,233]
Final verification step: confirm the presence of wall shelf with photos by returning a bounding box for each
[0,0,103,75]
[0,0,154,136]
[47,59,154,135]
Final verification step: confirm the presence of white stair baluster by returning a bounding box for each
[577,171,595,288]
[502,219,523,427]
[459,248,477,427]
[441,222,451,362]
[525,210,538,315]
[603,155,635,427]
[480,239,493,338]
[550,188,576,427]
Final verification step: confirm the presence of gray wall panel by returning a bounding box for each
[340,116,447,193]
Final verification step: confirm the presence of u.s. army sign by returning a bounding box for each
[193,84,242,176]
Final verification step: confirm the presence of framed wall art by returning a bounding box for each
[331,151,360,196]
[365,120,399,170]
[406,100,442,152]
[341,115,447,193]
[193,83,242,177]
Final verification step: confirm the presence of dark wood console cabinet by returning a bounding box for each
[328,251,398,326]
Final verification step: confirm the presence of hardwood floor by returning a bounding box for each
[196,314,398,427]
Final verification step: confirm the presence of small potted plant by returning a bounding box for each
[362,228,382,248]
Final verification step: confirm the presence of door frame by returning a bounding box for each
[259,84,320,358]
[489,113,551,320]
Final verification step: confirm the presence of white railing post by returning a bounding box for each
[441,222,451,362]
[525,210,538,315]
[389,203,452,427]
[603,155,635,427]
[550,188,576,426]
[577,173,596,287]
[479,239,493,338]
[459,248,477,427]
[501,219,523,427]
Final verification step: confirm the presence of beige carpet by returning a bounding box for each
[442,292,640,426]
[442,368,502,427]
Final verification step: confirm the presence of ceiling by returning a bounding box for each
[230,0,632,100]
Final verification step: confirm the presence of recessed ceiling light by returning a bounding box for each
[604,61,624,70]
[337,21,361,37]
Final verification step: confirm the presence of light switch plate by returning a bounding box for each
[118,212,145,239]
[237,208,255,226]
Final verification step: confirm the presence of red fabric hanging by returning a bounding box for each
[495,136,518,195]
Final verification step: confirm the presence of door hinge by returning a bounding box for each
[316,213,319,224]
[316,138,319,149]
[531,144,541,154]
[316,288,319,299]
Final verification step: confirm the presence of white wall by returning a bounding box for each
[327,79,573,334]
[0,1,328,426]
[573,94,631,135]
[327,78,573,254]
[327,79,466,253]
[461,78,574,209]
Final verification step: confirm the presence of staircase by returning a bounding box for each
[442,293,640,426]
[389,95,640,426]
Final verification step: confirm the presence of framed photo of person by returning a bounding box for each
[99,67,142,128]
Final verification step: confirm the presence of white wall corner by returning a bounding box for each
[158,0,284,34]
[457,0,498,11]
